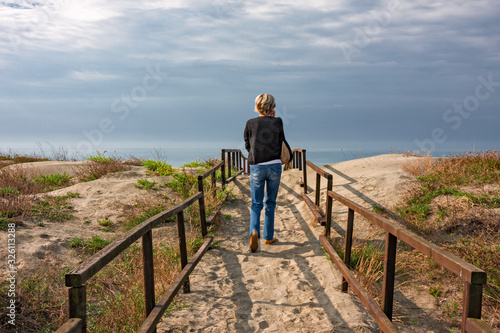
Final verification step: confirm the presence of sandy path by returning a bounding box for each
[155,157,417,332]
[157,154,446,332]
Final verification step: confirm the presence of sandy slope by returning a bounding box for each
[157,154,441,332]
[0,165,174,276]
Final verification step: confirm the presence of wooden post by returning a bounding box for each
[302,150,307,194]
[142,230,156,333]
[342,208,355,293]
[382,233,397,321]
[221,150,226,188]
[462,282,483,333]
[227,152,232,180]
[315,173,321,206]
[198,176,208,237]
[325,176,333,238]
[211,173,216,199]
[177,211,190,293]
[68,286,86,332]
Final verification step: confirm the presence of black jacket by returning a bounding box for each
[244,116,285,165]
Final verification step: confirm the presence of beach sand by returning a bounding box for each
[0,154,443,332]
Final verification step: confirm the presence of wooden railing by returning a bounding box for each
[300,160,493,333]
[221,149,248,184]
[290,149,307,194]
[55,150,244,333]
[299,159,333,229]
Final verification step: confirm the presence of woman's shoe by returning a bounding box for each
[264,238,277,245]
[250,230,259,252]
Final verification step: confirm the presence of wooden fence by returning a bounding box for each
[56,149,246,333]
[296,158,493,333]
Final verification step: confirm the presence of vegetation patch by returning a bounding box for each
[69,235,112,254]
[0,217,13,231]
[142,159,173,176]
[0,151,50,166]
[182,158,213,169]
[0,260,67,332]
[134,178,157,190]
[330,237,385,295]
[31,192,79,221]
[33,172,73,190]
[78,152,128,181]
[125,202,171,230]
[396,151,500,328]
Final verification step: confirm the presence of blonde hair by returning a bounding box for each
[255,94,276,116]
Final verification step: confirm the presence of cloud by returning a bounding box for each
[0,0,499,153]
[70,70,118,81]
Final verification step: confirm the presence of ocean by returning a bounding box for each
[2,144,491,168]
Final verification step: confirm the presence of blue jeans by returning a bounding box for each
[249,163,282,241]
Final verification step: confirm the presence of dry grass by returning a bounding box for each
[0,257,68,332]
[330,236,385,299]
[397,151,500,329]
[76,160,129,182]
[0,165,43,218]
[0,150,50,166]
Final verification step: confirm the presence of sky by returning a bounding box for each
[0,0,499,156]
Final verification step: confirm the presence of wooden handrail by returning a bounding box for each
[327,190,486,284]
[299,160,333,236]
[198,161,224,180]
[65,192,203,287]
[297,156,492,332]
[57,148,246,333]
[325,189,491,332]
[306,160,331,179]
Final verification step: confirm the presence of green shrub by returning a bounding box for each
[165,172,197,199]
[69,235,111,254]
[142,160,173,176]
[134,179,157,190]
[87,151,113,163]
[34,172,72,188]
[0,217,13,231]
[0,187,20,197]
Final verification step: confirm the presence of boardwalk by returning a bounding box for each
[157,168,379,332]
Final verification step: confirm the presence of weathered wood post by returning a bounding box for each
[211,173,217,199]
[342,208,355,293]
[68,285,86,332]
[462,281,484,333]
[325,175,333,237]
[221,150,226,188]
[142,230,156,333]
[177,211,190,293]
[227,151,232,181]
[382,233,397,321]
[198,175,208,237]
[315,173,321,206]
[302,150,307,194]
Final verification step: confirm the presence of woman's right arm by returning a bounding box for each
[244,123,251,152]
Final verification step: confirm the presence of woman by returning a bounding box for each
[244,94,285,252]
